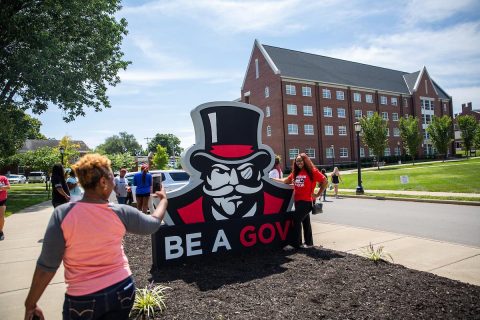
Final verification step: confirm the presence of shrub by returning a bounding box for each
[131,283,170,319]
[361,243,394,263]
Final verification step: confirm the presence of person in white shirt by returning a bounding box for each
[114,168,129,204]
[268,156,283,179]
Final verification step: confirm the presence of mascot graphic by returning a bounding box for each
[162,101,293,226]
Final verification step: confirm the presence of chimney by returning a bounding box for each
[467,102,472,109]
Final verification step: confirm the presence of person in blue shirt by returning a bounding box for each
[133,163,153,213]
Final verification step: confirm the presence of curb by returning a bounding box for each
[340,194,480,206]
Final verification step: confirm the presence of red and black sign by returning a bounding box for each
[152,102,294,267]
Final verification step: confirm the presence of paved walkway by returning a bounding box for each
[340,188,480,198]
[0,201,479,320]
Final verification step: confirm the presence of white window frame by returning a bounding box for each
[336,91,345,100]
[304,124,314,135]
[382,112,389,120]
[367,111,374,118]
[360,147,365,158]
[337,108,346,118]
[325,125,333,136]
[391,97,398,106]
[353,92,361,102]
[323,107,333,117]
[265,106,271,117]
[302,86,312,97]
[289,149,299,160]
[366,94,373,103]
[355,109,362,120]
[265,86,269,98]
[326,147,334,159]
[386,128,390,136]
[392,113,399,121]
[286,84,296,95]
[288,124,298,135]
[303,105,313,116]
[393,127,400,137]
[384,148,391,156]
[322,88,331,99]
[340,148,348,158]
[287,104,297,115]
[305,148,315,159]
[266,125,271,137]
[255,59,259,79]
[403,98,408,107]
[380,96,388,105]
[338,125,347,136]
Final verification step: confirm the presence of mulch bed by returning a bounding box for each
[124,233,480,319]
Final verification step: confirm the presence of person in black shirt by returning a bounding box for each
[51,164,70,207]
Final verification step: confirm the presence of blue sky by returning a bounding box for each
[35,0,480,151]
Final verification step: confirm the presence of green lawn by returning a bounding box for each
[340,158,480,193]
[4,183,50,217]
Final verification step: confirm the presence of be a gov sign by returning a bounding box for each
[400,175,409,184]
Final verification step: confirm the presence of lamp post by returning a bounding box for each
[330,144,335,170]
[354,122,364,195]
[397,141,401,164]
[59,146,65,165]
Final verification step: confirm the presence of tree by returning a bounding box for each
[152,145,168,170]
[0,104,46,157]
[58,136,80,167]
[96,132,142,156]
[16,146,59,174]
[147,134,183,156]
[426,115,453,161]
[107,153,136,172]
[474,123,480,150]
[399,116,422,165]
[0,0,130,122]
[360,113,388,169]
[457,115,478,157]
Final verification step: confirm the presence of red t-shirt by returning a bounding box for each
[0,176,10,201]
[288,168,326,202]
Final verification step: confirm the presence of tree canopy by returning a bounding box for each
[0,0,130,121]
[152,145,168,170]
[457,115,478,156]
[359,113,388,169]
[96,132,143,156]
[58,136,80,167]
[426,115,453,161]
[147,133,183,156]
[15,146,60,174]
[107,153,136,172]
[399,116,422,165]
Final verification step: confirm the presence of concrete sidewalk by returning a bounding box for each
[340,188,480,198]
[0,202,479,320]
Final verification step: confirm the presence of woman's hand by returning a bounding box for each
[24,304,44,320]
[153,188,167,201]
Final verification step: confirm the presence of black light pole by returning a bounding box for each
[354,122,364,194]
[59,146,65,165]
[397,141,401,164]
[330,144,335,170]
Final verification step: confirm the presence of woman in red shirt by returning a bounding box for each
[275,153,327,248]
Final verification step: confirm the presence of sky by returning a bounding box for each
[34,0,480,151]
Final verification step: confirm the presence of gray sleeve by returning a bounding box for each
[36,205,72,272]
[111,204,162,235]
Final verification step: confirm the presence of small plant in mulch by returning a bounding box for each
[361,242,394,263]
[130,282,170,320]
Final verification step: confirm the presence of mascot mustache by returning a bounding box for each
[203,182,263,197]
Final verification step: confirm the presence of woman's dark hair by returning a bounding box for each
[291,153,315,180]
[142,170,147,184]
[51,164,65,179]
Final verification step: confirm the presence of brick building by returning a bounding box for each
[241,40,453,169]
[453,102,480,152]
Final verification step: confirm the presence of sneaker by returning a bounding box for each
[0,232,4,241]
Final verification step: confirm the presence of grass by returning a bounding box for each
[4,183,50,217]
[339,191,480,202]
[339,158,480,193]
[361,243,394,263]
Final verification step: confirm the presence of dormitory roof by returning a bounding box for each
[259,42,450,99]
[19,139,90,153]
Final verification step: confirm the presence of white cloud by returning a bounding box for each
[404,0,477,25]
[446,86,480,114]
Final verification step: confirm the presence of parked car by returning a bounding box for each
[7,174,27,184]
[28,171,47,183]
[124,170,190,204]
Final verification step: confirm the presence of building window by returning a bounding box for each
[354,109,362,119]
[303,105,313,116]
[366,94,373,103]
[367,111,374,118]
[403,98,408,107]
[384,148,391,156]
[392,113,399,121]
[286,84,296,95]
[382,112,388,120]
[360,147,365,158]
[391,97,398,106]
[339,125,347,136]
[304,124,314,135]
[288,124,298,135]
[326,147,334,158]
[369,149,375,157]
[289,149,299,159]
[305,148,315,159]
[287,104,297,115]
[265,86,269,98]
[393,127,400,137]
[386,128,390,136]
[380,96,388,105]
[421,99,434,111]
[404,113,409,118]
[325,125,333,135]
[337,108,346,118]
[323,107,333,117]
[340,148,348,158]
[336,91,345,100]
[353,92,361,102]
[266,125,271,137]
[255,59,259,79]
[395,147,401,156]
[322,88,331,99]
[302,86,312,97]
[265,106,271,117]
[443,103,447,113]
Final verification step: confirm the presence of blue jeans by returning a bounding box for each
[116,197,127,204]
[63,276,135,320]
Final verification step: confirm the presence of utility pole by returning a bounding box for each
[144,137,151,153]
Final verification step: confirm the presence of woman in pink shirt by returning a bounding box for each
[0,174,11,241]
[24,154,168,320]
